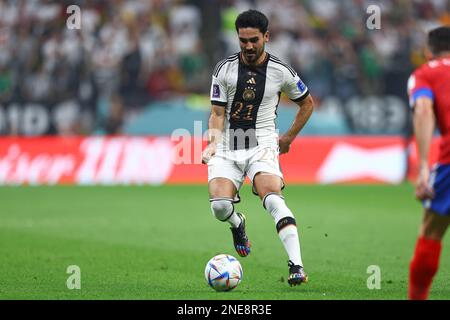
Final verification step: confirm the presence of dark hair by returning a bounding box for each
[428,26,450,55]
[235,10,269,34]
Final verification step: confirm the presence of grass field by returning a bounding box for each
[0,184,448,300]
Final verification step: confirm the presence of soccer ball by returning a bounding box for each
[204,254,243,292]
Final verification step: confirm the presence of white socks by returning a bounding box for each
[263,193,303,267]
[210,194,304,267]
[227,212,242,228]
[210,199,241,228]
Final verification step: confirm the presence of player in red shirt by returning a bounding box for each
[407,26,450,300]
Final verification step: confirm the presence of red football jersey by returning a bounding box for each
[408,56,450,164]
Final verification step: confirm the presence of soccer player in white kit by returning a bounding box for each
[202,10,314,286]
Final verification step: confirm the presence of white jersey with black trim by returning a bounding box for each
[209,52,309,158]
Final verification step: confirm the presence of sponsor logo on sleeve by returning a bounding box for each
[297,79,307,93]
[212,84,220,98]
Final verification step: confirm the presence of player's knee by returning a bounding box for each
[210,199,234,221]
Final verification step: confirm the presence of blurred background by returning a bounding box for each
[0,0,449,137]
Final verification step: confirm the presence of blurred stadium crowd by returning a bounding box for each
[0,0,448,135]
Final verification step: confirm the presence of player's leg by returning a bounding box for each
[208,157,251,257]
[252,172,308,286]
[408,163,450,300]
[209,178,241,227]
[408,209,449,300]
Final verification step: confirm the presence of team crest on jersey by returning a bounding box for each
[297,79,306,93]
[243,88,256,101]
[212,84,220,98]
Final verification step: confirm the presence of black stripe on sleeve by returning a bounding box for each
[211,100,227,107]
[292,90,310,103]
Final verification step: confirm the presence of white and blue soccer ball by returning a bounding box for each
[204,254,243,292]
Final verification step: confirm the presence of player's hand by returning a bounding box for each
[202,143,216,164]
[415,166,434,201]
[279,135,292,155]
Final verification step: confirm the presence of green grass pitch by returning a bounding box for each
[0,184,448,300]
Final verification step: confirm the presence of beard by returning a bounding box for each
[243,46,264,64]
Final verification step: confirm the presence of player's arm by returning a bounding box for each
[204,63,228,164]
[279,94,314,154]
[413,96,435,200]
[202,105,225,164]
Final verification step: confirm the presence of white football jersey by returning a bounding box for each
[210,52,309,156]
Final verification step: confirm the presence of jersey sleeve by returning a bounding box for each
[210,67,228,107]
[407,68,434,109]
[281,68,309,102]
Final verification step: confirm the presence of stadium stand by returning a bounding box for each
[0,0,448,136]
